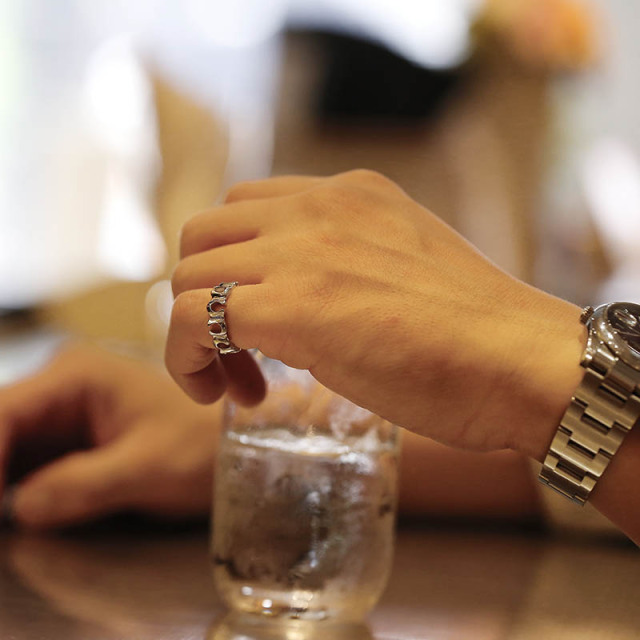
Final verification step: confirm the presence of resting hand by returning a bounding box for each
[1,344,221,529]
[167,170,585,457]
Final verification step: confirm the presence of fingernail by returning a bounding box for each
[12,488,53,526]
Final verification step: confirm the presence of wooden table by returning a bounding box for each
[0,330,638,639]
[1,522,638,640]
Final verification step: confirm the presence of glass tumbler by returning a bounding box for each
[211,358,399,622]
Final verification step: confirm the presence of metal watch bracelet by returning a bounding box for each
[539,313,640,505]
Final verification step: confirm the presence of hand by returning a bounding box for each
[1,344,221,529]
[167,170,585,456]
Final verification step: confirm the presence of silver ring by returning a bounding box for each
[207,282,241,355]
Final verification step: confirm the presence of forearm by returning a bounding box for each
[399,431,543,521]
[397,292,640,542]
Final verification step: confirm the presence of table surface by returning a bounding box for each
[1,521,639,640]
[1,332,639,639]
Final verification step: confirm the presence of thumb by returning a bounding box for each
[11,441,141,529]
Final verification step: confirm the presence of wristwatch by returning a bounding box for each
[539,302,640,505]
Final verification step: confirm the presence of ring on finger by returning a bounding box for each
[207,282,241,355]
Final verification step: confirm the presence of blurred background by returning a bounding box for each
[1,0,639,356]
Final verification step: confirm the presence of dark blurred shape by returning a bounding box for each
[0,308,38,325]
[312,32,464,124]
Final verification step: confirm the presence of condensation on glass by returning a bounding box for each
[211,358,399,622]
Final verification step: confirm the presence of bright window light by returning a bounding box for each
[84,36,166,282]
[185,0,289,48]
[582,138,640,266]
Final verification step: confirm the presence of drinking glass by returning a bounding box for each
[208,611,374,640]
[211,358,399,622]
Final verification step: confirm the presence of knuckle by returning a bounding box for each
[171,258,199,298]
[179,217,198,259]
[224,180,254,203]
[305,269,335,304]
[343,168,391,187]
[49,342,102,379]
[313,183,366,225]
[170,262,187,297]
[179,209,213,258]
[170,290,201,325]
[317,182,356,210]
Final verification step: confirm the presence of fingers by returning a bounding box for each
[221,171,393,203]
[179,171,398,260]
[11,442,143,529]
[165,287,269,404]
[0,349,86,434]
[166,351,265,406]
[166,289,222,370]
[223,175,323,203]
[0,347,96,492]
[180,176,323,259]
[169,170,402,404]
[172,239,266,298]
[179,202,267,260]
[223,350,267,407]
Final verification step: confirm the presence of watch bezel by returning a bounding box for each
[590,302,640,371]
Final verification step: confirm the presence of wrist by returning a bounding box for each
[503,291,586,462]
[536,301,640,511]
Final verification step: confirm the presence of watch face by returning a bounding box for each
[607,302,640,357]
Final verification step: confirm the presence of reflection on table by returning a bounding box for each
[1,521,638,640]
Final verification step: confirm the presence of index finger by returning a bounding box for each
[179,176,323,260]
[165,288,267,406]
